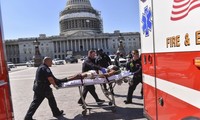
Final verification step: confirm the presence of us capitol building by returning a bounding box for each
[5,0,140,63]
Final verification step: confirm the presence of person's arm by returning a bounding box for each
[126,61,131,71]
[48,76,59,89]
[86,62,101,70]
[114,56,120,67]
[106,54,112,65]
[67,73,85,81]
[104,70,117,77]
[99,69,121,78]
[84,58,101,70]
[134,61,142,75]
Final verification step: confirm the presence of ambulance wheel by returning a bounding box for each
[109,102,113,106]
[82,110,87,116]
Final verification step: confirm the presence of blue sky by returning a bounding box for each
[1,0,140,40]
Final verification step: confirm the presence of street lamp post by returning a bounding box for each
[33,38,42,67]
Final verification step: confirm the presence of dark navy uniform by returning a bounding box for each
[24,64,62,120]
[96,53,111,68]
[78,57,104,104]
[114,54,120,67]
[96,52,114,94]
[125,58,142,103]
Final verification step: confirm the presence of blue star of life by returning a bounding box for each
[141,6,152,37]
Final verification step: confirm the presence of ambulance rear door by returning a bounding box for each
[140,0,200,119]
[0,5,14,119]
[139,0,158,119]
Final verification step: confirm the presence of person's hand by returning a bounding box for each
[101,68,107,74]
[104,73,109,77]
[99,74,106,78]
[54,85,59,90]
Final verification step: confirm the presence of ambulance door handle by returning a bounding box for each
[143,55,147,64]
[158,97,164,106]
[148,55,152,64]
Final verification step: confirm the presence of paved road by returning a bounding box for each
[9,62,147,120]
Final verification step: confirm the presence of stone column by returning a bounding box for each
[90,39,92,49]
[55,41,58,53]
[94,39,97,49]
[75,40,77,51]
[105,39,107,49]
[66,40,69,51]
[60,41,62,53]
[82,39,85,51]
[89,39,91,50]
[99,39,101,49]
[78,39,83,52]
[101,39,103,49]
[71,40,73,51]
[85,39,88,50]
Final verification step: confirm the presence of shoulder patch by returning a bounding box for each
[46,68,51,73]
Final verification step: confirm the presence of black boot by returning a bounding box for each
[96,99,105,105]
[78,99,83,105]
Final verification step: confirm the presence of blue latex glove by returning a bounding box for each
[101,68,107,74]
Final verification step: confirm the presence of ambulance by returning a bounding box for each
[0,6,14,120]
[139,0,200,119]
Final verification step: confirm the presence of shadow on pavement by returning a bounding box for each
[114,94,143,99]
[72,106,145,120]
[49,115,71,120]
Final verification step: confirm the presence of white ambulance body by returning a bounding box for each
[139,0,200,119]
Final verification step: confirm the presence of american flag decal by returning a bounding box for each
[171,0,200,21]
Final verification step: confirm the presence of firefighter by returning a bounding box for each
[124,50,143,104]
[24,57,67,120]
[77,50,105,105]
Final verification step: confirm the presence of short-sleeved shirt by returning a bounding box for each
[126,59,142,78]
[33,64,54,93]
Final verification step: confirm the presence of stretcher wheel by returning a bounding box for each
[108,102,113,106]
[82,110,87,116]
[82,105,86,109]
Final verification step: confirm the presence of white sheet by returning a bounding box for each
[60,71,133,88]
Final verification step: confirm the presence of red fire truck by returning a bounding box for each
[139,0,200,119]
[0,7,14,120]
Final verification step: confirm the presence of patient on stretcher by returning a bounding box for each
[56,65,121,86]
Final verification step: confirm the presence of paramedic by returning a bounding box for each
[96,49,114,94]
[24,57,66,120]
[124,50,143,104]
[78,50,105,105]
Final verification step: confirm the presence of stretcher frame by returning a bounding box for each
[78,81,117,116]
[58,71,133,116]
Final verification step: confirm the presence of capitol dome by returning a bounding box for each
[59,0,103,35]
[66,0,92,9]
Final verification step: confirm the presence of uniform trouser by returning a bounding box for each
[103,83,114,93]
[78,85,100,102]
[126,77,143,102]
[24,90,61,119]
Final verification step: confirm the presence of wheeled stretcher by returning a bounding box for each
[58,71,133,116]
